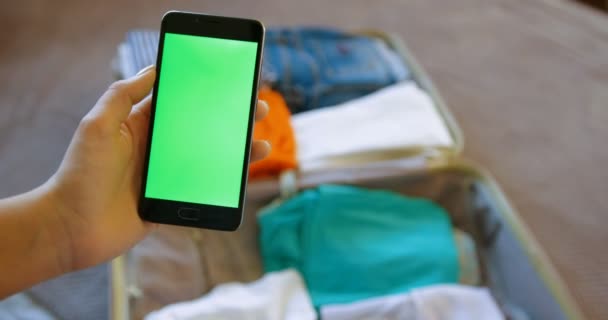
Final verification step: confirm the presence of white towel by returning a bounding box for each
[321,284,504,320]
[292,82,453,172]
[145,269,315,320]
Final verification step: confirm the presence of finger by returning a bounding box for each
[132,95,152,120]
[127,96,153,176]
[89,65,156,126]
[255,99,269,122]
[250,140,271,162]
[128,95,152,145]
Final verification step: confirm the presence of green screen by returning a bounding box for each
[145,33,258,208]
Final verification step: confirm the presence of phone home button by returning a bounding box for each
[177,208,201,221]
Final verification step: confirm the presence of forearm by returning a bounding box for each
[0,182,70,298]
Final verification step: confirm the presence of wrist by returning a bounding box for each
[0,180,72,297]
[40,177,75,274]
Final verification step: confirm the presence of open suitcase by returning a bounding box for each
[110,30,585,320]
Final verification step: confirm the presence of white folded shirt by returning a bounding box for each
[321,284,504,320]
[145,269,315,320]
[292,82,453,172]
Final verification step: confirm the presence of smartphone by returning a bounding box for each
[138,11,265,230]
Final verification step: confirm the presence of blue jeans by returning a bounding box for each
[262,27,410,113]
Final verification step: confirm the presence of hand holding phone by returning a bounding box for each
[139,11,265,230]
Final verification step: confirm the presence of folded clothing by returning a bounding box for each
[121,30,160,78]
[263,27,410,113]
[249,88,298,179]
[144,272,501,320]
[258,185,459,307]
[0,293,57,320]
[292,82,453,173]
[145,269,315,320]
[27,263,109,320]
[321,284,504,320]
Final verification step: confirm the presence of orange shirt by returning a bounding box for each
[250,89,297,179]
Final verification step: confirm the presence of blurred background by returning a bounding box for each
[0,0,607,319]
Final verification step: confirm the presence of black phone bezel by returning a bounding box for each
[138,11,265,231]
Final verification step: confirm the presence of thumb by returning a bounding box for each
[89,65,156,127]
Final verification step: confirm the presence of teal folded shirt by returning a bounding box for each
[258,185,459,307]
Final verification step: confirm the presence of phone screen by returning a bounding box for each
[144,33,258,208]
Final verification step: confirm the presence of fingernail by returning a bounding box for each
[136,65,155,76]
